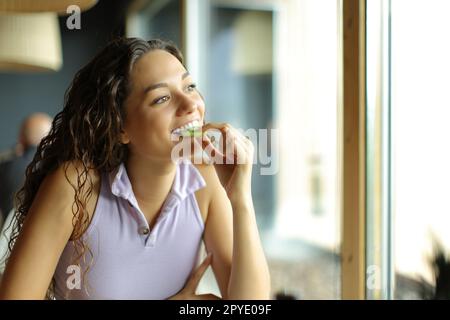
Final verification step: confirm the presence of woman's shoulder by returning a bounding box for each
[43,160,101,200]
[40,160,98,195]
[191,163,223,224]
[192,163,220,186]
[39,160,101,235]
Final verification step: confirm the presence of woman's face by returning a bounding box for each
[122,49,205,161]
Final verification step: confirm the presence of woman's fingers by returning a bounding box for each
[203,123,246,143]
[201,123,241,163]
[201,122,231,134]
[167,254,217,300]
[201,134,224,161]
[175,122,253,166]
[193,294,222,300]
[205,129,251,165]
[185,253,213,292]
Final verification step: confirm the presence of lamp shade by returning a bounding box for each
[0,0,98,14]
[232,11,273,75]
[0,13,62,72]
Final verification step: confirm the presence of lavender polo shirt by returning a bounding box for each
[53,160,206,299]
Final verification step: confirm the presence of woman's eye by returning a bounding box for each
[186,83,197,92]
[153,96,170,105]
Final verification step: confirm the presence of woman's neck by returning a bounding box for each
[125,155,177,206]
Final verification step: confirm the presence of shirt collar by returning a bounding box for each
[108,160,206,210]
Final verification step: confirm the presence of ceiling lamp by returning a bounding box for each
[232,11,273,75]
[0,13,62,72]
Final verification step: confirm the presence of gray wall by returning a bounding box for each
[0,0,129,151]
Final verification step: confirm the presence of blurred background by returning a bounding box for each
[0,0,449,300]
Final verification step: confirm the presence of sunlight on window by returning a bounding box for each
[392,0,450,288]
[274,0,340,252]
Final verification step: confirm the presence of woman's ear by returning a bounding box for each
[120,130,130,144]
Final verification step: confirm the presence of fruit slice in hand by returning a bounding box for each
[181,127,203,137]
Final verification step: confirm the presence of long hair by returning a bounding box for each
[6,38,184,299]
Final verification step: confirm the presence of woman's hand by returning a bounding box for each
[167,253,221,300]
[200,123,254,205]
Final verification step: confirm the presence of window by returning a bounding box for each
[203,0,342,299]
[366,0,450,299]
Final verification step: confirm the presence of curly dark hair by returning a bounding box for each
[5,37,184,299]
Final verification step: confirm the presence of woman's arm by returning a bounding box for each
[228,196,271,299]
[0,162,98,299]
[201,164,271,300]
[199,123,271,300]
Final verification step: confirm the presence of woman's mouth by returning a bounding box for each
[171,119,202,137]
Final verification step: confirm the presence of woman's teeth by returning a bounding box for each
[172,120,201,135]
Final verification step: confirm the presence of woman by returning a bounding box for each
[0,38,271,300]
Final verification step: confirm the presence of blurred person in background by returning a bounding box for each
[0,113,52,228]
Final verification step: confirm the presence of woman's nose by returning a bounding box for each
[177,96,198,115]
